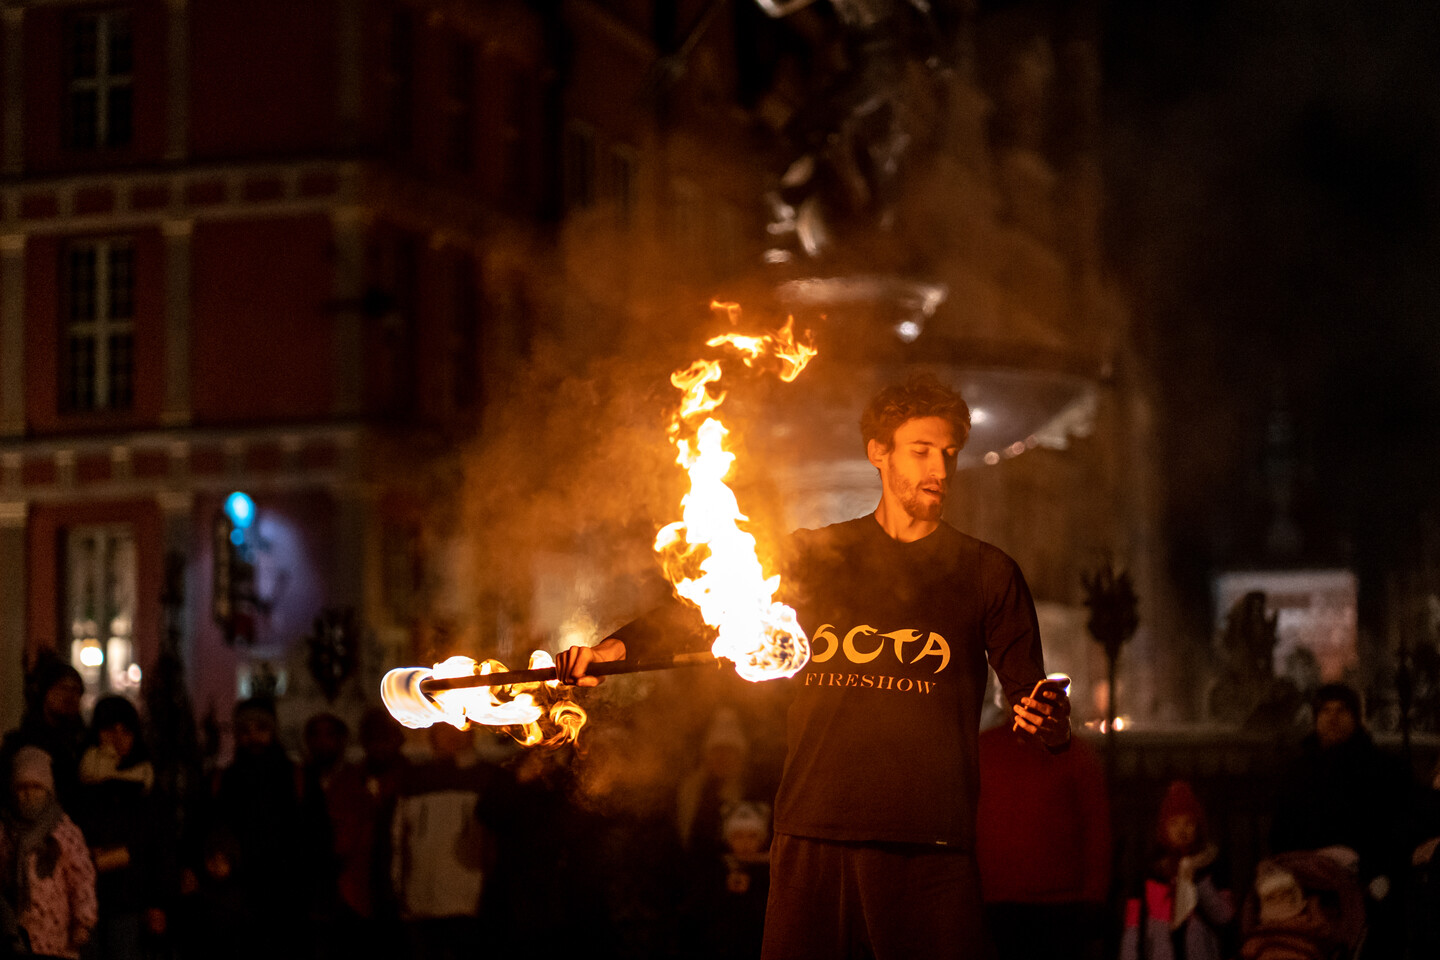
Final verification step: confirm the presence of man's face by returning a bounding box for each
[869,416,960,522]
[1315,699,1357,748]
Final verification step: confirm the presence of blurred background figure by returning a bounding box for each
[675,706,772,959]
[1407,755,1440,958]
[1237,849,1366,960]
[976,722,1111,960]
[390,722,497,960]
[298,712,350,960]
[1,657,86,816]
[174,826,255,960]
[1120,780,1235,960]
[76,695,167,960]
[206,697,302,959]
[0,745,96,959]
[1269,684,1412,959]
[709,800,772,960]
[676,707,758,857]
[323,706,411,957]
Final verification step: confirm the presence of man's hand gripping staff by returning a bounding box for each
[554,637,627,687]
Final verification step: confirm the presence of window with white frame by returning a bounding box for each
[66,9,133,151]
[66,525,140,701]
[62,239,135,413]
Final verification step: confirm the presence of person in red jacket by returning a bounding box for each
[976,721,1111,960]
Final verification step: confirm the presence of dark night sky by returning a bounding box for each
[1101,0,1440,630]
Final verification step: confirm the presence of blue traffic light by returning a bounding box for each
[224,491,255,529]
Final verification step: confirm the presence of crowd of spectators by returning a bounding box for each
[1,657,1438,960]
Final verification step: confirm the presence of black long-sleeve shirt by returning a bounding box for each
[617,515,1047,850]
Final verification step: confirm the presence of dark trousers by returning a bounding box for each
[986,902,1105,960]
[761,832,994,960]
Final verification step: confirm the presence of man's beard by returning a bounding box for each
[893,475,945,522]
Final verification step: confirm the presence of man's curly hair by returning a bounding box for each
[860,374,972,452]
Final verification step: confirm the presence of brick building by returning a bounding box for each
[0,0,1166,740]
[0,0,556,733]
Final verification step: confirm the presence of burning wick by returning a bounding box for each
[380,652,722,739]
[381,651,587,747]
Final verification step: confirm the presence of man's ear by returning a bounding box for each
[866,438,888,469]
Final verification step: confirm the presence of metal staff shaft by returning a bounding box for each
[418,650,720,693]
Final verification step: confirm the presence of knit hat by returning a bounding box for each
[721,801,770,843]
[1255,862,1305,923]
[11,746,55,793]
[1158,780,1206,829]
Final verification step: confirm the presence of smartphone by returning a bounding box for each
[1012,673,1070,731]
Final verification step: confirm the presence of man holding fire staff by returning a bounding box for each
[558,374,1072,959]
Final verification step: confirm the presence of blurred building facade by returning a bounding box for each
[0,0,554,734]
[0,0,1166,738]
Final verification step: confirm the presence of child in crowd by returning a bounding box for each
[0,745,97,959]
[1239,851,1365,960]
[1121,780,1235,960]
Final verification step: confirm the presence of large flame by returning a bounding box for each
[380,650,588,746]
[655,308,817,681]
[379,307,814,738]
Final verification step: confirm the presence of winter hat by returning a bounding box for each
[721,801,770,843]
[11,746,55,793]
[1313,683,1361,721]
[1255,862,1305,923]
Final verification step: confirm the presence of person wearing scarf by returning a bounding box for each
[1121,780,1236,960]
[0,745,97,958]
[76,696,163,960]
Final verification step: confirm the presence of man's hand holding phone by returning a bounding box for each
[1012,673,1073,751]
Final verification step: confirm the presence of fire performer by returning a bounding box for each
[557,374,1072,959]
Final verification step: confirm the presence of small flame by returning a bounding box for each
[656,310,816,681]
[380,650,588,746]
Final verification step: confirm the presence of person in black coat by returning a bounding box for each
[0,657,86,817]
[206,698,303,960]
[75,695,166,960]
[1270,683,1413,960]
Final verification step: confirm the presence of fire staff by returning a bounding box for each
[558,374,1071,959]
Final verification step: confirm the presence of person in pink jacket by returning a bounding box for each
[0,745,97,958]
[1121,781,1236,960]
